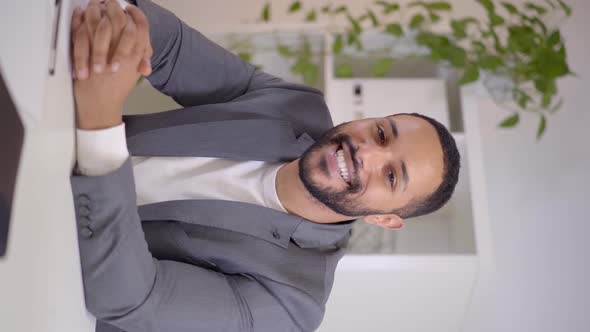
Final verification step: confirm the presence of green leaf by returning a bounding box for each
[347,32,363,50]
[334,5,348,14]
[449,47,467,67]
[238,52,252,62]
[335,63,353,78]
[385,23,403,37]
[536,114,546,139]
[508,26,538,54]
[478,55,504,70]
[371,58,395,77]
[368,9,379,27]
[451,20,467,39]
[489,13,505,26]
[333,34,344,54]
[288,1,301,13]
[499,113,520,128]
[547,31,561,47]
[303,63,319,85]
[532,48,570,79]
[384,3,401,14]
[277,45,294,57]
[451,18,478,39]
[542,92,553,108]
[305,9,317,21]
[501,2,519,14]
[290,58,308,74]
[321,4,331,13]
[430,13,441,23]
[514,89,531,109]
[375,0,397,13]
[557,0,572,16]
[348,15,362,34]
[428,2,452,11]
[416,32,450,47]
[525,2,547,15]
[459,65,479,85]
[535,78,557,95]
[261,3,270,22]
[410,14,426,29]
[478,0,495,12]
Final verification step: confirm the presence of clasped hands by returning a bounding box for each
[71,0,152,130]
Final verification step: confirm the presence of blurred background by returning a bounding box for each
[1,0,588,331]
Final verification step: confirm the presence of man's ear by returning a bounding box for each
[364,214,404,230]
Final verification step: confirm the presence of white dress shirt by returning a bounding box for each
[76,123,288,212]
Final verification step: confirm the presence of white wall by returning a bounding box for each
[151,1,590,331]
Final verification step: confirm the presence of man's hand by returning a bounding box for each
[71,0,152,130]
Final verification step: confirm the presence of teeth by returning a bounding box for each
[336,149,350,183]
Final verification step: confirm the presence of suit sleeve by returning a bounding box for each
[70,158,303,332]
[134,0,283,107]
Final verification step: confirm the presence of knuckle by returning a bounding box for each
[73,53,85,62]
[113,13,125,28]
[93,49,107,58]
[73,55,87,67]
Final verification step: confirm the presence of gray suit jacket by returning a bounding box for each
[70,1,354,331]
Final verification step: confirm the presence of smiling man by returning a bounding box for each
[278,113,458,229]
[70,1,460,332]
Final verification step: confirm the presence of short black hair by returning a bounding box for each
[392,113,461,219]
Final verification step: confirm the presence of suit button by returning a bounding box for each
[272,229,281,240]
[80,227,94,238]
[79,216,91,226]
[78,205,91,216]
[78,194,90,205]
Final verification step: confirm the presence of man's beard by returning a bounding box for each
[298,124,374,218]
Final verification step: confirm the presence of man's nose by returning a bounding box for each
[355,142,390,172]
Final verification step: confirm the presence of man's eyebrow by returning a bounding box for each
[388,117,399,138]
[386,117,408,192]
[401,160,409,192]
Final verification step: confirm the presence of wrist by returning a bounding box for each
[76,108,123,130]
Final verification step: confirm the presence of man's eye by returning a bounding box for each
[388,170,396,187]
[378,127,385,144]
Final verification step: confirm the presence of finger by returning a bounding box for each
[110,15,137,72]
[126,5,151,74]
[92,16,112,74]
[70,7,84,78]
[84,0,103,37]
[137,35,153,76]
[105,0,127,40]
[71,7,83,36]
[73,24,91,80]
[138,58,152,76]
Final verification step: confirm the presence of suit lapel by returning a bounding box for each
[137,200,304,249]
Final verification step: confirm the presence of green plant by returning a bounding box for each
[253,0,573,139]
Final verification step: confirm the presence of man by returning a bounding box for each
[70,1,460,331]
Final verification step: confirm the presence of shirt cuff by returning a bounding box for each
[75,122,130,176]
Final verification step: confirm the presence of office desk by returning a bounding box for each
[0,0,95,331]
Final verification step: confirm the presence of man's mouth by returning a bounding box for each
[335,144,352,186]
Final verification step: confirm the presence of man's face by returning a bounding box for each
[298,114,444,218]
